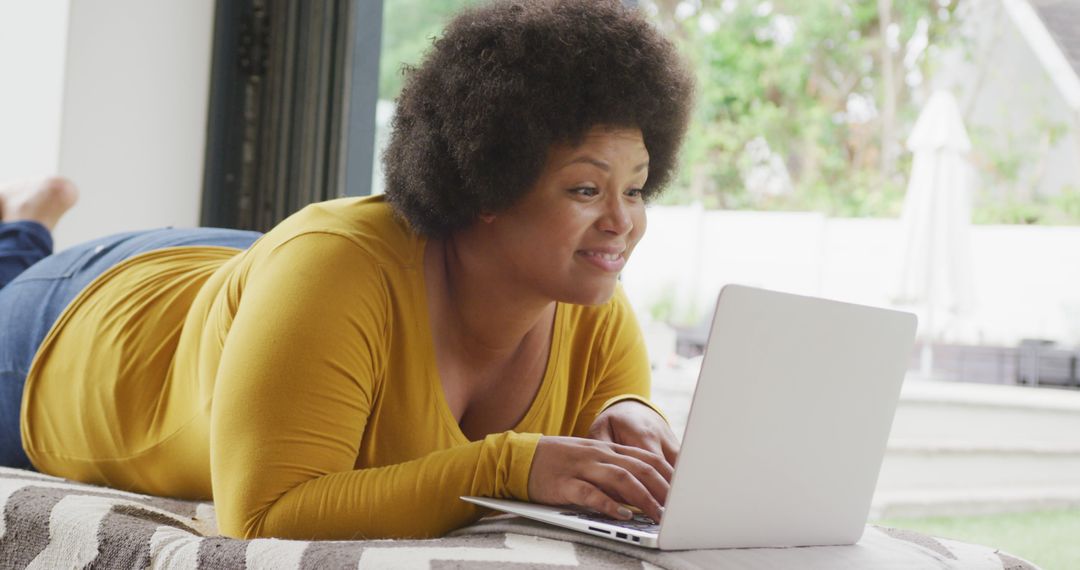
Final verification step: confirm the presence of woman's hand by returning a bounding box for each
[527,436,671,523]
[587,400,680,465]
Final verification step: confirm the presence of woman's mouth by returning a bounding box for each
[577,249,627,272]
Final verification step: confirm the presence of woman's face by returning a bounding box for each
[482,125,649,306]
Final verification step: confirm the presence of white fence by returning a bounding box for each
[622,206,1080,348]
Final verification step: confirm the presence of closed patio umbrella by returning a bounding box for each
[892,90,976,379]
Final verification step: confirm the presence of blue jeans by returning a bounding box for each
[0,222,261,468]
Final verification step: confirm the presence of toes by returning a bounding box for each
[0,176,79,227]
[38,177,79,210]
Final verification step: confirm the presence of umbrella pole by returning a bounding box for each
[921,305,935,380]
[920,341,934,380]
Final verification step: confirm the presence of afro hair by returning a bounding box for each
[382,0,695,238]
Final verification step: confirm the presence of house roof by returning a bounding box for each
[1029,0,1080,78]
[1006,0,1080,111]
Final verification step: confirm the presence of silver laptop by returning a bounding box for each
[462,284,917,550]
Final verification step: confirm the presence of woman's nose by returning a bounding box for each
[597,194,633,235]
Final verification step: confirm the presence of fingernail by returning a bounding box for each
[617,507,633,519]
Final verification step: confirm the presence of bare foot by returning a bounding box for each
[0,177,79,231]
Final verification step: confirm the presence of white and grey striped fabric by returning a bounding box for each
[0,467,1040,569]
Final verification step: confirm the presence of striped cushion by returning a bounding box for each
[0,467,1039,569]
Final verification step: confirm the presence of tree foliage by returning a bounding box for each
[646,0,962,216]
[379,0,994,219]
[379,0,475,100]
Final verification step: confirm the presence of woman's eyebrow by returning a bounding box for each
[561,156,650,172]
[563,156,610,171]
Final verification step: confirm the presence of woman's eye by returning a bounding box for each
[626,188,644,198]
[571,187,599,197]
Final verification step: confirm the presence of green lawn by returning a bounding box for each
[871,509,1080,570]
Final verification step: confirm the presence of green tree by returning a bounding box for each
[379,0,478,100]
[647,0,961,217]
[380,0,990,221]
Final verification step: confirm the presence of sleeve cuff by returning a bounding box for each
[502,431,542,502]
[598,394,671,425]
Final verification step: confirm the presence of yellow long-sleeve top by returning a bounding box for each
[20,195,654,540]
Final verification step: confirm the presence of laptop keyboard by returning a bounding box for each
[560,511,660,533]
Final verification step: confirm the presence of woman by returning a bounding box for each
[0,0,694,540]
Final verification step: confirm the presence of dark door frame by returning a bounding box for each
[201,0,383,230]
[202,0,638,230]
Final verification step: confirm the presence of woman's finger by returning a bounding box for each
[610,442,674,483]
[583,446,668,519]
[584,463,664,523]
[660,431,681,466]
[605,419,674,473]
[602,451,670,507]
[568,479,632,520]
[527,436,670,524]
[612,425,665,459]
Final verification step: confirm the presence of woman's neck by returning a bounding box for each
[426,232,555,367]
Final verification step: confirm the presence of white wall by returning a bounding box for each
[623,206,1080,348]
[54,0,215,249]
[0,0,69,180]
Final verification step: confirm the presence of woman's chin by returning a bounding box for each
[561,282,618,307]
